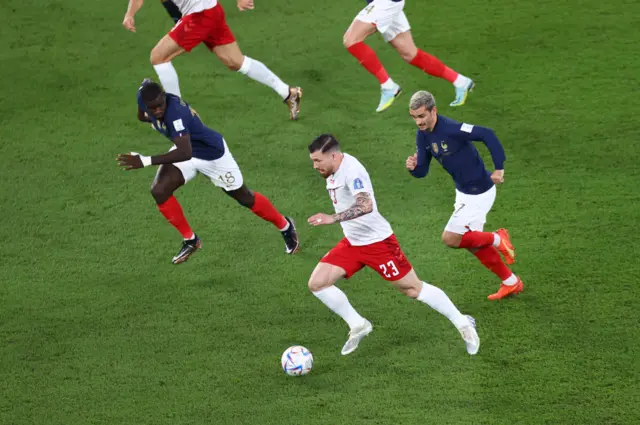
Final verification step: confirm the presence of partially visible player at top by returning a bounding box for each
[344,0,474,112]
[117,80,300,264]
[306,134,479,356]
[122,0,303,120]
[405,91,523,300]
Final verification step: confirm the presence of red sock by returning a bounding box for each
[347,42,390,84]
[459,231,495,249]
[473,246,513,281]
[157,196,194,239]
[409,49,458,83]
[251,192,288,230]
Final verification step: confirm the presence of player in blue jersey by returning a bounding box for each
[344,0,474,112]
[404,91,523,300]
[117,79,299,264]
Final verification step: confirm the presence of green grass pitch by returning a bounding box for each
[0,0,638,423]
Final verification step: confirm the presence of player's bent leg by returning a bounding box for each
[223,183,255,208]
[150,35,186,97]
[345,20,400,112]
[309,262,372,355]
[213,43,302,120]
[151,165,201,264]
[400,270,480,355]
[223,184,299,254]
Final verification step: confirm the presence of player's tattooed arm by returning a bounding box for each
[331,192,373,223]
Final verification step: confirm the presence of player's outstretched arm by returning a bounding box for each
[116,134,192,171]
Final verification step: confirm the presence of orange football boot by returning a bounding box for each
[495,228,516,264]
[487,278,524,300]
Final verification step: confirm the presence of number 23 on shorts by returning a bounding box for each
[379,260,400,278]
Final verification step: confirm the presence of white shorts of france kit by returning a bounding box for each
[356,0,411,42]
[445,185,497,234]
[169,139,243,191]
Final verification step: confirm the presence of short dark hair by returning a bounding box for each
[140,81,164,103]
[309,134,341,154]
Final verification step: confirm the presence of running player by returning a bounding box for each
[307,134,479,356]
[344,0,474,111]
[122,0,302,119]
[117,80,300,264]
[405,90,523,300]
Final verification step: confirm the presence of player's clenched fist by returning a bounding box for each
[405,153,418,171]
[490,170,504,184]
[237,0,255,11]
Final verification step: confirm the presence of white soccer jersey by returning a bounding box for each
[173,0,217,16]
[326,153,393,246]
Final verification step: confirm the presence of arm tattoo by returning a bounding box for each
[332,192,373,223]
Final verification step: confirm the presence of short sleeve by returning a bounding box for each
[165,106,192,139]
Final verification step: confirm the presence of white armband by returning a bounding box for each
[140,155,152,167]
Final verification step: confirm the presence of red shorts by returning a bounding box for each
[168,5,235,52]
[320,235,413,282]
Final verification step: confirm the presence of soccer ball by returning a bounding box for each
[281,345,313,376]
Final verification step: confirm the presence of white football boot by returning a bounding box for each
[459,315,480,355]
[341,319,373,355]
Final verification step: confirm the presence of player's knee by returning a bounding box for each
[442,233,461,248]
[150,49,167,66]
[151,183,171,204]
[403,286,421,299]
[308,277,329,293]
[343,33,358,49]
[221,55,243,71]
[400,49,417,63]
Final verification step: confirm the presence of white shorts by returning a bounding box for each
[356,0,410,42]
[445,185,497,234]
[170,139,244,191]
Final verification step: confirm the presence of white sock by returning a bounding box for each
[493,233,501,247]
[453,74,471,89]
[503,274,518,286]
[381,78,396,90]
[313,286,366,329]
[153,62,181,97]
[237,56,290,99]
[417,282,469,329]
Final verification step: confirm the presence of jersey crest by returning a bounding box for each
[353,178,364,190]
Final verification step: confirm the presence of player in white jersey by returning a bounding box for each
[344,0,474,112]
[122,0,302,119]
[306,134,480,356]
